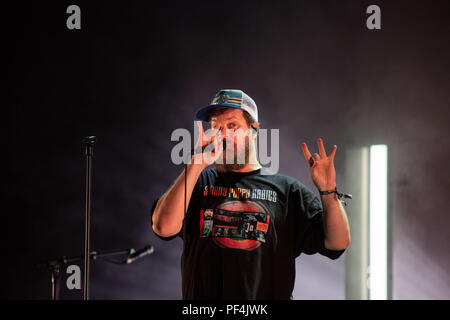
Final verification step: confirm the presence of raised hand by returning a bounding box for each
[301,138,337,191]
[192,121,223,168]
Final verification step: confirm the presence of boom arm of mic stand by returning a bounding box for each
[35,247,135,300]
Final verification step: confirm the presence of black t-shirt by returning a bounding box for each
[150,167,345,300]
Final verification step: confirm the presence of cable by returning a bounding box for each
[184,162,187,218]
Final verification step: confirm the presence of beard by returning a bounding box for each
[215,137,252,172]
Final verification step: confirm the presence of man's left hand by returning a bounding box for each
[301,138,337,191]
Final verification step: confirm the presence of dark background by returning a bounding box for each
[5,0,450,299]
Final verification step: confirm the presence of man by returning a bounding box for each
[151,89,350,299]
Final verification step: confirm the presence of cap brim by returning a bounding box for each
[195,104,244,121]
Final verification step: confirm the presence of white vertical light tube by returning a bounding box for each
[369,145,388,300]
[344,147,370,300]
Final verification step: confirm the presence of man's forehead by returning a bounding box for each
[210,109,244,121]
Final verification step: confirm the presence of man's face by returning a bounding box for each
[209,108,256,170]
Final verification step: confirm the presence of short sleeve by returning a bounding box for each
[290,182,345,260]
[150,197,182,241]
[150,173,204,241]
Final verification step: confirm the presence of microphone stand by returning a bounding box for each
[82,136,97,300]
[35,248,134,300]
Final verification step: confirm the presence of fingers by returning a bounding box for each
[302,143,319,168]
[194,121,205,148]
[329,145,337,160]
[302,139,338,163]
[196,120,204,135]
[301,143,312,162]
[310,153,320,168]
[203,132,223,164]
[212,134,224,158]
[195,121,222,148]
[317,138,327,158]
[206,127,223,147]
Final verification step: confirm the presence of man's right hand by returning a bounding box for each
[152,121,221,237]
[190,121,224,169]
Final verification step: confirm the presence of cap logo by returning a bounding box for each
[213,94,243,107]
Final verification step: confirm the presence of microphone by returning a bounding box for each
[191,139,227,155]
[82,136,97,145]
[124,245,154,264]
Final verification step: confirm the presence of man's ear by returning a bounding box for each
[251,123,259,136]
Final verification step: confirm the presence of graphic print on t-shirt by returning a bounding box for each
[199,200,270,251]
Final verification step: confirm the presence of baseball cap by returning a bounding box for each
[195,89,258,122]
